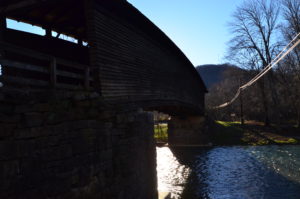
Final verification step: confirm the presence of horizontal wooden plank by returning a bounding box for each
[1,59,91,80]
[1,75,49,87]
[56,83,84,90]
[1,75,88,90]
[0,42,89,70]
[56,58,89,70]
[0,59,48,73]
[57,70,85,80]
[0,41,52,61]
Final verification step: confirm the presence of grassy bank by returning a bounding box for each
[154,123,168,142]
[212,121,299,146]
[153,120,299,146]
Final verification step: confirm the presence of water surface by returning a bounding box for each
[156,145,300,199]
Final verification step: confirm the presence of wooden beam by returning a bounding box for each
[45,27,51,38]
[0,59,48,73]
[84,0,102,94]
[85,66,90,90]
[0,15,6,29]
[0,59,86,80]
[1,75,49,88]
[50,57,57,88]
[7,14,86,40]
[0,15,6,59]
[0,41,89,70]
[0,0,42,14]
[78,38,83,46]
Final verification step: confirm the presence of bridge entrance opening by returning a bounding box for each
[146,105,208,146]
[153,111,170,145]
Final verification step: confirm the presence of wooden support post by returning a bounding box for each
[0,16,6,58]
[84,66,90,90]
[0,16,6,86]
[45,28,51,38]
[50,57,57,88]
[84,0,102,95]
[78,38,83,46]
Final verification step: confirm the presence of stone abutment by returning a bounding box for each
[168,116,209,146]
[0,91,157,199]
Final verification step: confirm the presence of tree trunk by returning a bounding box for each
[259,78,270,126]
[268,71,281,125]
[297,108,300,128]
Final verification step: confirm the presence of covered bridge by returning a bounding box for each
[0,0,207,115]
[0,0,207,198]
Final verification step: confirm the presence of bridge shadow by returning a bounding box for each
[166,146,300,199]
[168,146,207,199]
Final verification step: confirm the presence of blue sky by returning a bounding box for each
[7,0,244,66]
[7,19,45,35]
[127,0,244,66]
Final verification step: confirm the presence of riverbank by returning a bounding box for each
[154,120,300,146]
[154,123,168,143]
[211,121,299,146]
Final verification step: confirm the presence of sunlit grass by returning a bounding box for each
[273,138,298,144]
[154,124,168,142]
[275,138,298,144]
[216,121,241,127]
[213,121,299,146]
[212,121,244,145]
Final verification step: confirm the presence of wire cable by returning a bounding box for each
[241,32,300,89]
[213,32,300,109]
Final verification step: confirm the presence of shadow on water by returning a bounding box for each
[163,146,300,199]
[169,147,208,199]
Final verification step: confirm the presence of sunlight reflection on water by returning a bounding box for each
[156,147,191,199]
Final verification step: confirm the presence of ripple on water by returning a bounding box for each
[156,145,300,199]
[156,147,191,198]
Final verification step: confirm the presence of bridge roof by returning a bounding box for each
[1,0,207,92]
[0,0,87,39]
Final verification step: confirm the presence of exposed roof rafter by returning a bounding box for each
[0,0,47,14]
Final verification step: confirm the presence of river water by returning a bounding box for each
[156,145,300,199]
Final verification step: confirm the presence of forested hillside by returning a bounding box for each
[196,64,239,90]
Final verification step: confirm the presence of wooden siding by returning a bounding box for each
[90,1,205,110]
[0,30,92,91]
[0,0,206,114]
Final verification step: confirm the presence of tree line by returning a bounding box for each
[207,0,300,127]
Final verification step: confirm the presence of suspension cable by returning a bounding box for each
[213,32,300,109]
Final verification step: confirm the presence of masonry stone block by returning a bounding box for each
[0,113,20,123]
[0,92,157,199]
[0,124,15,138]
[168,115,208,146]
[22,112,44,127]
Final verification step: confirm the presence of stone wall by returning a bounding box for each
[168,116,209,146]
[0,91,157,199]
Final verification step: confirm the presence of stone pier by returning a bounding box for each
[0,91,157,199]
[168,116,209,146]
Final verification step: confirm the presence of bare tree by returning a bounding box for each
[280,0,300,127]
[227,0,281,126]
[282,0,300,35]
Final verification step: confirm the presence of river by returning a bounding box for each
[156,145,300,199]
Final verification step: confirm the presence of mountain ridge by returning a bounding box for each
[196,64,239,90]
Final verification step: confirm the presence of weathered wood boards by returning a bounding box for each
[0,41,91,91]
[88,0,206,111]
[0,0,207,114]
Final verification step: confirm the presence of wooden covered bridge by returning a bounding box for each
[0,0,207,198]
[0,0,206,115]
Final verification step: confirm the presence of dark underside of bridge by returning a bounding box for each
[0,0,207,198]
